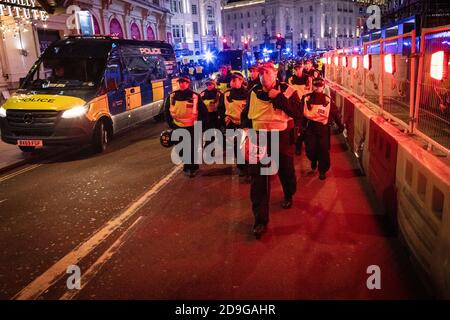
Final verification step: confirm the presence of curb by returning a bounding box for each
[0,148,66,176]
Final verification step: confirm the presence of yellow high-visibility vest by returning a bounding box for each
[201,91,220,113]
[224,91,246,125]
[169,93,199,127]
[248,89,293,131]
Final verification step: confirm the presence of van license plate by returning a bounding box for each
[17,140,43,147]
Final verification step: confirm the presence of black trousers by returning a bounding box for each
[305,125,331,173]
[249,129,297,226]
[174,125,200,172]
[204,112,219,149]
[225,121,246,173]
[296,130,306,152]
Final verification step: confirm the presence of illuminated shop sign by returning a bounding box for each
[0,0,48,20]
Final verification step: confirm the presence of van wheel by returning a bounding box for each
[18,146,35,152]
[92,120,108,153]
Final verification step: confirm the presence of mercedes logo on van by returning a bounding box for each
[23,113,34,124]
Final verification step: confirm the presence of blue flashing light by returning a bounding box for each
[305,48,311,52]
[205,51,214,63]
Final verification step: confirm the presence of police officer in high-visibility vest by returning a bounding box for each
[218,71,248,177]
[301,77,344,180]
[288,62,310,155]
[216,65,231,93]
[188,65,195,79]
[195,64,203,80]
[303,59,315,89]
[288,63,310,100]
[164,76,209,177]
[201,78,221,130]
[246,65,261,90]
[241,62,302,239]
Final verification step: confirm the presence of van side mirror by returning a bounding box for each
[19,77,26,87]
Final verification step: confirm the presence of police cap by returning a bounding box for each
[178,76,191,83]
[258,62,277,73]
[312,77,325,88]
[230,72,244,80]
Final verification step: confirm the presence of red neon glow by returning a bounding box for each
[352,56,358,69]
[384,54,395,74]
[430,50,446,80]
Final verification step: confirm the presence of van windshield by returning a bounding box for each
[22,40,111,90]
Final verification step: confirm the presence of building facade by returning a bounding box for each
[0,0,171,98]
[381,0,450,28]
[169,0,222,58]
[221,0,372,52]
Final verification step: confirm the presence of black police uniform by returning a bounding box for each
[164,88,209,174]
[246,76,261,90]
[241,81,302,231]
[301,89,344,177]
[288,73,310,154]
[200,87,221,130]
[218,86,248,175]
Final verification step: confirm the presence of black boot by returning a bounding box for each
[281,197,293,209]
[311,161,317,171]
[319,171,326,180]
[252,224,267,239]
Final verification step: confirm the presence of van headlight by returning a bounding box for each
[0,106,6,118]
[61,105,88,119]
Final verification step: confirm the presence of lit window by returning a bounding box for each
[342,56,347,67]
[327,56,331,65]
[363,54,371,70]
[384,54,395,74]
[430,50,446,81]
[334,56,339,66]
[352,56,358,69]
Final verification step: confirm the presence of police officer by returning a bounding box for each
[216,65,232,93]
[303,59,315,89]
[201,79,221,152]
[246,65,261,90]
[195,63,204,80]
[301,77,344,180]
[201,78,221,130]
[288,63,310,155]
[241,62,302,239]
[218,72,248,177]
[164,76,209,177]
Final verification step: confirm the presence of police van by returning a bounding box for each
[0,36,179,153]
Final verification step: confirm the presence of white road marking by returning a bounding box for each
[59,216,144,300]
[0,164,42,183]
[12,164,182,300]
[0,199,6,204]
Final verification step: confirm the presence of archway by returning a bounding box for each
[130,22,141,40]
[109,18,124,39]
[146,25,155,41]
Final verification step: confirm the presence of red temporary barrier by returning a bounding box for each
[343,96,355,151]
[368,117,399,226]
